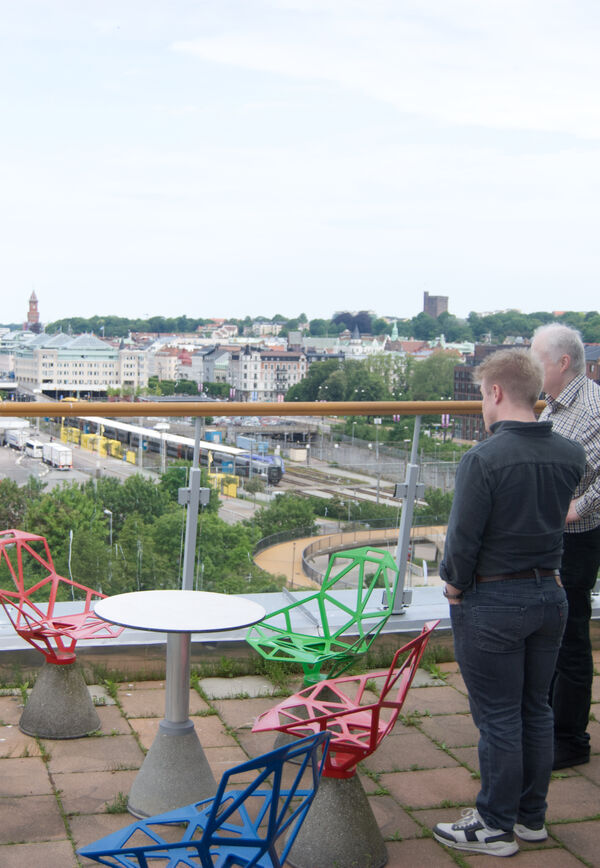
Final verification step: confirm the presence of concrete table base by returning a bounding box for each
[19,661,101,739]
[288,774,387,868]
[127,720,218,818]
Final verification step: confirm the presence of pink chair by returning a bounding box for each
[253,620,439,868]
[0,528,124,737]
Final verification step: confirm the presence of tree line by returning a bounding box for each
[0,469,453,601]
[10,307,598,344]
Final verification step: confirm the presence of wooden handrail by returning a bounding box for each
[0,399,547,419]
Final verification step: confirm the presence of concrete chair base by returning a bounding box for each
[287,774,388,868]
[19,661,101,739]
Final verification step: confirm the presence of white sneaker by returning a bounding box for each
[514,822,548,841]
[433,808,519,857]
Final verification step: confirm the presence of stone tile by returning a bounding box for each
[401,685,471,715]
[204,744,251,780]
[0,756,52,795]
[418,713,479,747]
[368,794,421,839]
[575,752,600,785]
[385,837,458,866]
[0,840,76,867]
[71,813,141,867]
[0,724,42,758]
[234,727,280,759]
[463,846,584,866]
[591,674,599,702]
[362,728,460,773]
[128,714,233,752]
[118,687,209,717]
[88,684,117,706]
[551,819,600,865]
[450,745,480,772]
[45,734,144,774]
[444,671,468,694]
[588,717,600,752]
[0,795,65,843]
[211,696,280,731]
[409,669,446,688]
[58,769,139,815]
[546,774,600,821]
[381,766,479,809]
[95,704,131,735]
[198,675,279,699]
[436,662,461,674]
[0,694,25,726]
[117,680,165,691]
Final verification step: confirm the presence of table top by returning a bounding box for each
[94,590,265,634]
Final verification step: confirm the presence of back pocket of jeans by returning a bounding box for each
[472,605,524,653]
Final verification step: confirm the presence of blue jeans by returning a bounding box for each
[450,576,568,832]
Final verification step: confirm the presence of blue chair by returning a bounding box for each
[78,731,330,868]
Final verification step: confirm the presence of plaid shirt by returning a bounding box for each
[539,373,600,533]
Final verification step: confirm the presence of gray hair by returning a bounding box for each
[532,323,585,375]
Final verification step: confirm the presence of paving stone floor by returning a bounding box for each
[0,654,599,867]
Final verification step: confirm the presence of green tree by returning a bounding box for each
[0,479,28,528]
[253,493,317,538]
[408,351,461,400]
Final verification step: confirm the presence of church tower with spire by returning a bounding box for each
[25,291,42,333]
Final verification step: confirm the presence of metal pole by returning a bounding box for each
[181,419,202,592]
[391,415,422,613]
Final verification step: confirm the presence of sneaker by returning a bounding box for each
[514,823,548,842]
[433,808,519,857]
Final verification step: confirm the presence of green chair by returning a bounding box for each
[246,546,399,685]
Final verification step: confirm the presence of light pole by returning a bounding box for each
[103,509,113,583]
[374,417,381,462]
[351,421,357,448]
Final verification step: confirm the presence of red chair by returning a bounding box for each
[253,620,439,868]
[0,528,124,737]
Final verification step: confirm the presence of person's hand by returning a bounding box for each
[565,498,581,524]
[443,584,463,605]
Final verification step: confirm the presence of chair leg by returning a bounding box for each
[19,661,101,739]
[286,773,388,868]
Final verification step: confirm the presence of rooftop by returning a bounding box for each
[1,648,599,867]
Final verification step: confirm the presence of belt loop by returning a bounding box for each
[534,567,541,585]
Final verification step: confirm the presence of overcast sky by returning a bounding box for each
[1,1,599,326]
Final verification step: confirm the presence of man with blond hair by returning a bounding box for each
[433,348,585,858]
[531,323,600,770]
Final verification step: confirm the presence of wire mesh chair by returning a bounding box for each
[78,731,331,868]
[246,546,400,685]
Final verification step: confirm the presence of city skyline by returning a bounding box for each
[2,2,599,323]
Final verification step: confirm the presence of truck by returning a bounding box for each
[42,442,73,470]
[6,428,29,449]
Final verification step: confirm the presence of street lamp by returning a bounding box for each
[351,421,357,447]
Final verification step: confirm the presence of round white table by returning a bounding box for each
[94,590,265,817]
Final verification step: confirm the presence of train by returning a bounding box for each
[71,415,285,484]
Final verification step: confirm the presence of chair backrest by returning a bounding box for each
[317,546,399,641]
[78,731,331,868]
[0,528,122,664]
[253,620,439,779]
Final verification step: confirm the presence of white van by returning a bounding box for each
[25,439,44,458]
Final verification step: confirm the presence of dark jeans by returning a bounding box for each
[451,576,567,832]
[551,527,600,754]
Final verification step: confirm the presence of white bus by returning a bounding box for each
[25,439,44,458]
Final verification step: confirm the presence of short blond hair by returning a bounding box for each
[474,348,543,408]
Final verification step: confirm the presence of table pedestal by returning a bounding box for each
[127,632,217,818]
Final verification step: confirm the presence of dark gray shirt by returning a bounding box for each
[440,420,586,591]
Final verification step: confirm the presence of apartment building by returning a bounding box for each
[14,333,148,396]
[229,346,307,401]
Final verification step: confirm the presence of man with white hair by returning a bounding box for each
[531,323,600,770]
